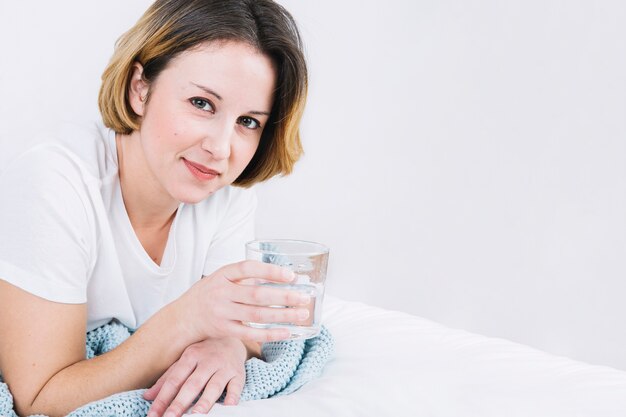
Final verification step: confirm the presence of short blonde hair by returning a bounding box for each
[99,0,307,187]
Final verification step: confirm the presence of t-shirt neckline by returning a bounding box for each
[106,127,182,275]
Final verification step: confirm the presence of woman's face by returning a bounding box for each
[129,41,276,204]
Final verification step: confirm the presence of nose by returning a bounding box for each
[201,118,232,160]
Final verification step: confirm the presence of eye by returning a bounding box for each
[238,116,262,130]
[190,97,214,112]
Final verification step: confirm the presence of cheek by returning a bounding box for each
[238,140,261,166]
[143,112,187,154]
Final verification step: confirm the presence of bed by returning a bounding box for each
[203,295,626,417]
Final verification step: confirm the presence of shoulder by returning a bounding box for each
[53,120,118,181]
[182,186,257,236]
[0,121,117,219]
[192,185,258,218]
[2,120,117,187]
[214,185,257,208]
[1,142,87,197]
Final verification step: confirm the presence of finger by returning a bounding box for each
[220,260,294,284]
[191,370,235,414]
[147,361,196,417]
[143,366,173,401]
[163,368,215,417]
[225,320,292,343]
[223,373,245,406]
[232,282,312,308]
[230,303,310,325]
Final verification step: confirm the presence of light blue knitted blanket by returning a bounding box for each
[0,322,333,417]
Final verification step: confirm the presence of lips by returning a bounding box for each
[183,158,220,181]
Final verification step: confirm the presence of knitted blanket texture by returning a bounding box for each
[0,321,333,417]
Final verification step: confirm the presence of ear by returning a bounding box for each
[128,62,150,117]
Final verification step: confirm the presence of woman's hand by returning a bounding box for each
[143,337,247,417]
[176,260,311,343]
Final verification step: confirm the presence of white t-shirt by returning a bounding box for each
[0,121,256,331]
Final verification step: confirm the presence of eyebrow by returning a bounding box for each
[190,82,270,116]
[191,82,223,101]
[248,110,271,116]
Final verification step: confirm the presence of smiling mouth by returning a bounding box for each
[183,158,220,180]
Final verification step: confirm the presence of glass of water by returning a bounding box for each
[245,239,329,340]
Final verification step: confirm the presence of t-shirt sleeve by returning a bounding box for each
[0,146,94,303]
[202,187,257,276]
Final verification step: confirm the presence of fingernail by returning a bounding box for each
[299,294,311,305]
[147,412,157,417]
[298,309,310,320]
[163,412,176,417]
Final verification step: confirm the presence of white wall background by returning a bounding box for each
[0,1,624,370]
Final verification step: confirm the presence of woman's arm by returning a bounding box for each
[0,279,189,417]
[0,261,307,417]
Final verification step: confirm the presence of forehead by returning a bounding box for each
[155,41,276,106]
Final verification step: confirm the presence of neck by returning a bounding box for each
[116,132,179,230]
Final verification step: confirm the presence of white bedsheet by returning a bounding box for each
[204,296,626,417]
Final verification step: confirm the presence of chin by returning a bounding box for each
[171,186,218,205]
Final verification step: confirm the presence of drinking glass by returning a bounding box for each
[245,239,329,340]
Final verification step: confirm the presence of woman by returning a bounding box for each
[0,0,309,416]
